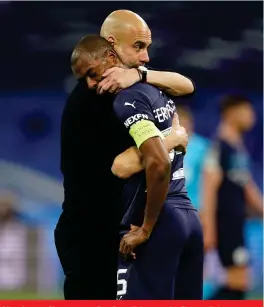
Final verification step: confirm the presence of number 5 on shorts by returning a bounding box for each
[117,268,128,296]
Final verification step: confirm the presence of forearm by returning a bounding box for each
[111,147,143,179]
[147,70,194,96]
[201,173,219,233]
[202,190,218,233]
[245,180,263,216]
[143,158,171,232]
[112,135,176,178]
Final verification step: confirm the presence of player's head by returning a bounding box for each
[100,10,151,68]
[71,35,122,90]
[220,94,255,132]
[176,105,194,135]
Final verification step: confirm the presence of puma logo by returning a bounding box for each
[124,101,136,109]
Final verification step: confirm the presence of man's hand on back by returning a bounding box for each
[97,67,140,95]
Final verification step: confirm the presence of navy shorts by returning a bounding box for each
[217,214,249,267]
[117,202,204,300]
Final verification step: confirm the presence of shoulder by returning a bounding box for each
[206,137,233,166]
[64,82,95,110]
[215,138,235,155]
[114,83,159,109]
[68,81,93,101]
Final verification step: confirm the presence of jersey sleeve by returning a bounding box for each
[204,140,232,173]
[113,89,164,148]
[204,141,223,172]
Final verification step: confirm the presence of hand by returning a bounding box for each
[167,113,188,153]
[119,225,150,259]
[226,267,250,291]
[97,67,140,95]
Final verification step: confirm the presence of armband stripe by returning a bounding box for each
[129,120,164,148]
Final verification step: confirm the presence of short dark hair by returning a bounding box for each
[71,34,114,66]
[219,94,250,115]
[176,104,193,120]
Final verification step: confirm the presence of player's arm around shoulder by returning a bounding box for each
[146,68,195,96]
[96,66,195,97]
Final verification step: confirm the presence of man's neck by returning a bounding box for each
[116,62,127,69]
[218,122,243,146]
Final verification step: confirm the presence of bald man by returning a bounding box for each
[55,10,195,300]
[97,10,194,96]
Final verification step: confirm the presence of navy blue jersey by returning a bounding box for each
[113,83,193,228]
[205,138,251,219]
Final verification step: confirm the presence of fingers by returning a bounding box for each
[119,227,142,259]
[109,83,119,94]
[102,67,117,78]
[97,79,114,95]
[119,238,126,255]
[97,73,121,95]
[124,240,133,255]
[119,237,133,256]
[130,224,139,232]
[172,112,180,129]
[97,77,108,91]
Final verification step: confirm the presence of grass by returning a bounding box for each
[0,291,62,300]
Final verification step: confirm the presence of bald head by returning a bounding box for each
[100,10,151,68]
[100,10,149,40]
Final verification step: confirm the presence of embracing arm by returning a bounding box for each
[111,146,143,179]
[97,67,195,97]
[145,69,195,96]
[111,137,174,179]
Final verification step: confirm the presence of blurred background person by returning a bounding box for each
[178,105,210,211]
[177,105,216,299]
[202,95,263,300]
[0,190,27,291]
[0,1,262,300]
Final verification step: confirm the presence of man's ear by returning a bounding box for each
[104,49,118,65]
[107,36,115,47]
